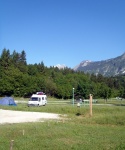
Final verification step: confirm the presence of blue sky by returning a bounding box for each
[0,0,125,68]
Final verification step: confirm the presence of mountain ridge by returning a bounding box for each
[73,53,125,76]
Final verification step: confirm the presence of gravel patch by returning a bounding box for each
[0,109,60,124]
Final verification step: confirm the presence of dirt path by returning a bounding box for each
[0,109,60,124]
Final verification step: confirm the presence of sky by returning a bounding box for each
[0,0,125,68]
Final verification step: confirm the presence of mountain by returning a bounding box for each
[54,64,66,69]
[74,53,125,76]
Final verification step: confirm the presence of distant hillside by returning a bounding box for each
[74,53,125,76]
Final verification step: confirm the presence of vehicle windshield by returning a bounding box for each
[30,97,38,101]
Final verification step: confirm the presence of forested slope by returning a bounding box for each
[0,48,125,99]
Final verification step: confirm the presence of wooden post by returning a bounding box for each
[89,94,93,117]
[23,129,25,136]
[10,140,14,150]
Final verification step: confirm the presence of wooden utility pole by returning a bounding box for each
[89,94,93,117]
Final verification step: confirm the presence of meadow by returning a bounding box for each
[0,98,125,150]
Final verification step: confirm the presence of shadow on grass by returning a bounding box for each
[113,104,125,106]
[76,112,81,116]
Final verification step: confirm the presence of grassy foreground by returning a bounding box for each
[0,102,125,150]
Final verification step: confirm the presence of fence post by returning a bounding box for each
[89,94,93,117]
[23,129,25,136]
[10,140,14,150]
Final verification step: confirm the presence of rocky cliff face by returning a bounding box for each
[74,53,125,76]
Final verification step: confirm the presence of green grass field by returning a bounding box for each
[0,98,125,150]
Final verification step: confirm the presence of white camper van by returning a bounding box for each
[28,93,47,106]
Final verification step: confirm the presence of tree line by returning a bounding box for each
[0,48,125,99]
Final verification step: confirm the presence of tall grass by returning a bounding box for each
[0,120,125,149]
[0,101,125,149]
